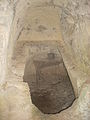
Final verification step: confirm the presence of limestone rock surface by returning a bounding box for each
[0,0,90,120]
[0,81,31,120]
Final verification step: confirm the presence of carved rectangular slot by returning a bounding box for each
[23,42,76,114]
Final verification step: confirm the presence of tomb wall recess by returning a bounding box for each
[0,0,90,120]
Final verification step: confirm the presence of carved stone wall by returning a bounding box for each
[0,0,90,120]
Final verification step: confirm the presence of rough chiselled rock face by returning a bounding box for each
[0,0,90,119]
[23,43,75,114]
